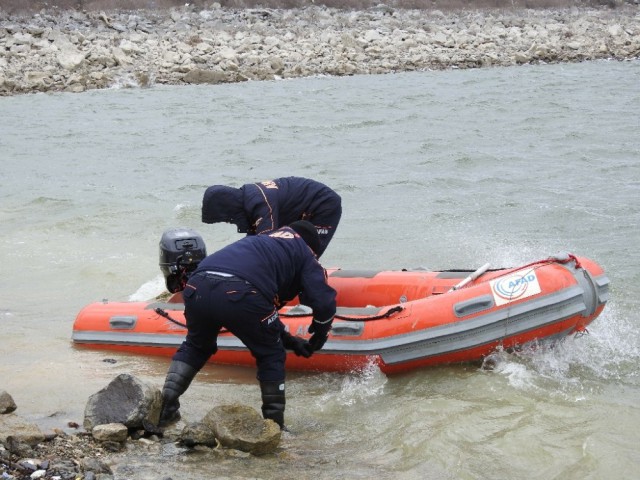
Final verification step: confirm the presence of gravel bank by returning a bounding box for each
[0,3,639,96]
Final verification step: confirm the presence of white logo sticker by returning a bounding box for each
[490,269,541,306]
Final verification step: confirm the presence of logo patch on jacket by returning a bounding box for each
[263,311,279,325]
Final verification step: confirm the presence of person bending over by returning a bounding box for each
[201,176,341,258]
[159,220,336,429]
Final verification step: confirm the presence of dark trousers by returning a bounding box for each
[173,272,286,382]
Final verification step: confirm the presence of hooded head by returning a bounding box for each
[289,220,320,256]
[201,185,250,233]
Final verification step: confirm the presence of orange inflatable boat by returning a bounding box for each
[72,237,609,374]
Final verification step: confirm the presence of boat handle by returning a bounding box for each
[331,321,364,337]
[453,295,494,317]
[595,276,610,304]
[109,316,137,329]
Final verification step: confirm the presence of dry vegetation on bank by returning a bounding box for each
[0,0,635,13]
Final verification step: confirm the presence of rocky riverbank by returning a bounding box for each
[1,375,281,479]
[1,3,639,96]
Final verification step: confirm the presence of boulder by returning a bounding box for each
[83,374,162,431]
[0,390,17,414]
[57,46,86,71]
[203,404,281,456]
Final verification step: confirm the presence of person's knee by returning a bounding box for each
[173,341,217,370]
[255,352,285,383]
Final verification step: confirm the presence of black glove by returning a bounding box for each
[308,317,333,352]
[281,331,313,358]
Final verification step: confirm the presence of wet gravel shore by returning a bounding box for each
[1,431,116,479]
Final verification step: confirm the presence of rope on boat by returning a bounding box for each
[155,307,187,328]
[506,252,583,275]
[155,304,404,330]
[339,305,404,321]
[154,307,231,333]
[281,305,404,322]
[496,252,583,344]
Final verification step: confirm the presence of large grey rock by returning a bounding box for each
[57,46,86,71]
[83,374,162,431]
[203,404,281,456]
[0,390,17,414]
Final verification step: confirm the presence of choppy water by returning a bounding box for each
[1,59,639,479]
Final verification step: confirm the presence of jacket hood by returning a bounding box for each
[201,185,250,232]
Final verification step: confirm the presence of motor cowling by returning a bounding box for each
[159,228,207,293]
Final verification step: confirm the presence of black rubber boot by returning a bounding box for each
[159,360,199,427]
[260,381,286,429]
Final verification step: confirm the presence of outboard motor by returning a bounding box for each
[159,228,207,293]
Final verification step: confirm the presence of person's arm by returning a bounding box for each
[299,257,337,351]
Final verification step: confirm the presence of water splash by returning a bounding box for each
[174,201,200,221]
[485,301,640,398]
[109,74,147,90]
[317,359,387,408]
[490,355,541,392]
[128,275,166,301]
[565,302,640,382]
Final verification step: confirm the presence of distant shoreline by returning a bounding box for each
[1,3,639,96]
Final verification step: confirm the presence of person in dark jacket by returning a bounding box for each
[159,220,337,429]
[201,176,342,258]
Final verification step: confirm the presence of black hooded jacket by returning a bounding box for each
[201,177,341,236]
[192,226,337,322]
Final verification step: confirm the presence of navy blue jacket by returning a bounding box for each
[202,177,341,235]
[192,226,337,322]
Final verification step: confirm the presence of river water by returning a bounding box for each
[1,59,639,479]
